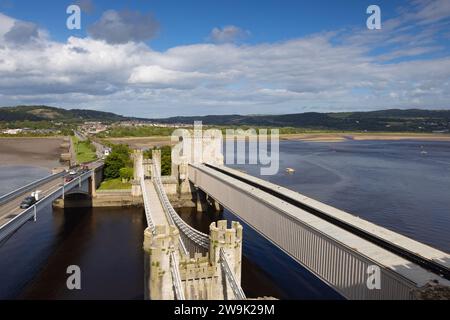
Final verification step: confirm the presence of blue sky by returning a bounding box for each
[1,0,407,50]
[0,0,449,117]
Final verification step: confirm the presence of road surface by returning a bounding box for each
[0,175,67,228]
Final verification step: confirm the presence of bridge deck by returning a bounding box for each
[0,177,64,228]
[144,180,169,227]
[0,164,103,244]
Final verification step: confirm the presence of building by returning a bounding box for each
[2,129,23,135]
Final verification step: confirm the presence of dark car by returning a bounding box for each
[20,196,37,209]
[64,176,75,183]
[79,165,90,174]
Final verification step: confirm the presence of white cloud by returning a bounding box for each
[0,5,449,117]
[0,12,14,37]
[412,0,450,24]
[208,25,250,43]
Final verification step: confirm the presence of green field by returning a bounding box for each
[98,178,132,190]
[97,125,178,138]
[72,136,97,163]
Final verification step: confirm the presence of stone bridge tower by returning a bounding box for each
[143,220,243,300]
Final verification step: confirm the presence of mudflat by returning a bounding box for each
[0,137,64,169]
[107,132,450,147]
[280,133,450,142]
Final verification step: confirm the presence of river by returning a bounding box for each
[0,140,449,299]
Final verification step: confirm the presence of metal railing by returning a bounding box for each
[151,164,209,252]
[0,171,66,206]
[170,251,186,300]
[139,174,155,232]
[0,169,95,244]
[219,248,246,300]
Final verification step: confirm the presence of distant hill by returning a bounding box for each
[0,105,128,123]
[148,109,450,133]
[1,106,450,133]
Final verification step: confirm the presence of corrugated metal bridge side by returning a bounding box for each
[188,164,450,300]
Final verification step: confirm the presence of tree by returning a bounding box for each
[161,146,172,176]
[112,144,132,167]
[104,153,127,179]
[103,144,133,180]
[119,167,134,182]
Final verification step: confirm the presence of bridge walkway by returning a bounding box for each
[144,180,170,227]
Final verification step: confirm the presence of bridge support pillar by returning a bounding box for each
[131,180,142,197]
[196,188,208,213]
[152,149,162,176]
[89,174,97,198]
[207,196,223,212]
[177,162,195,203]
[133,150,143,181]
[143,225,180,300]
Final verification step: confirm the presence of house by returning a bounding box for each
[2,129,23,135]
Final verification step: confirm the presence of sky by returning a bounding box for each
[0,0,449,117]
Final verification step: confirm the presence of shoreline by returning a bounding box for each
[105,132,450,147]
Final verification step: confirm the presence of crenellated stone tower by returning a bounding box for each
[144,220,243,300]
[143,225,180,300]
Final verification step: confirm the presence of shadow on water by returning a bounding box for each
[0,205,146,300]
[21,206,146,300]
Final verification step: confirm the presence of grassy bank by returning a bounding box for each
[98,178,132,190]
[72,136,97,163]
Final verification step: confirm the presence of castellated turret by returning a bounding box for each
[209,220,243,284]
[144,220,244,300]
[143,225,180,300]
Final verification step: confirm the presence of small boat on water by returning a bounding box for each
[286,168,296,174]
[420,146,428,155]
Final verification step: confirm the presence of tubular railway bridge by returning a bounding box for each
[188,162,450,300]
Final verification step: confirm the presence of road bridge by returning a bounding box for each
[0,162,103,243]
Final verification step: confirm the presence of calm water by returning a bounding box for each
[0,166,146,300]
[0,204,146,300]
[1,140,449,300]
[229,140,450,253]
[196,139,450,299]
[0,166,50,196]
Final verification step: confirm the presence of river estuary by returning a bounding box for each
[0,140,449,299]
